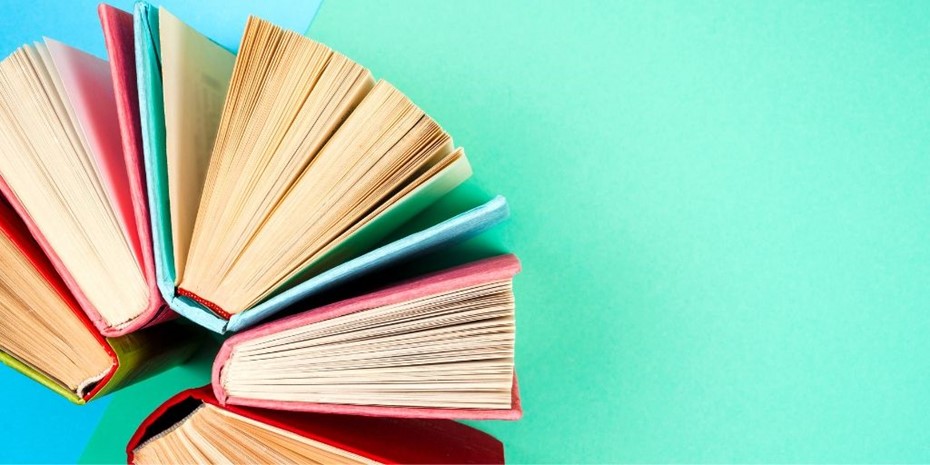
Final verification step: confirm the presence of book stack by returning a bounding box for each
[0,1,523,463]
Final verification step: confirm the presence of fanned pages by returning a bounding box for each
[128,386,505,464]
[0,195,197,403]
[176,17,471,317]
[136,9,503,336]
[0,39,152,333]
[214,255,522,420]
[134,404,375,464]
[169,195,509,334]
[159,7,235,280]
[0,201,111,398]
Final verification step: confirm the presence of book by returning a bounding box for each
[212,254,523,420]
[0,6,169,336]
[127,386,505,464]
[135,4,509,333]
[0,195,197,403]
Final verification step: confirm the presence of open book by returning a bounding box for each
[213,255,522,420]
[0,196,196,403]
[0,5,168,336]
[135,2,508,334]
[128,386,505,464]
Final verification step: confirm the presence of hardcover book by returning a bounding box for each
[213,255,523,420]
[0,195,196,403]
[134,3,510,334]
[127,386,505,464]
[0,5,172,336]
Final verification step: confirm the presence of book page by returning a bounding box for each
[178,19,472,316]
[0,44,149,327]
[265,152,472,301]
[0,203,113,400]
[44,38,143,265]
[159,8,235,283]
[133,404,376,464]
[222,279,515,410]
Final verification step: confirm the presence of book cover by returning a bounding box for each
[127,386,505,464]
[0,196,197,403]
[213,254,523,420]
[98,3,173,335]
[134,5,509,333]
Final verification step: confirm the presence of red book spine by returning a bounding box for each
[127,387,505,464]
[176,288,233,319]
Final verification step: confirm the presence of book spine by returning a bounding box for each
[176,288,232,319]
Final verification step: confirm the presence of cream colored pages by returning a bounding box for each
[0,221,112,397]
[43,38,143,266]
[159,8,235,283]
[222,281,516,409]
[274,151,472,297]
[179,18,472,316]
[0,44,148,326]
[133,404,377,465]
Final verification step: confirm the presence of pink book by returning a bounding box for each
[96,4,171,335]
[0,23,168,336]
[213,254,524,420]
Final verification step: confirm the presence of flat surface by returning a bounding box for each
[306,1,930,462]
[3,0,930,463]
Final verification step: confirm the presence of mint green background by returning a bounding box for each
[305,1,930,462]
[12,0,930,463]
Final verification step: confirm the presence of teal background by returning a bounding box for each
[4,0,930,463]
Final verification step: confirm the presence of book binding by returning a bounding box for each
[127,386,505,464]
[213,254,523,420]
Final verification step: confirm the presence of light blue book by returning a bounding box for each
[134,3,509,334]
[135,2,175,305]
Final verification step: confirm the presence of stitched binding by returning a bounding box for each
[176,288,232,320]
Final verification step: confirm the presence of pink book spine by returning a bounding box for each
[0,171,166,336]
[213,254,523,420]
[99,3,171,334]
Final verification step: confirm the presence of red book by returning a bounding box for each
[0,196,196,403]
[213,255,523,420]
[127,386,505,464]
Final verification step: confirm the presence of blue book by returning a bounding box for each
[134,3,509,333]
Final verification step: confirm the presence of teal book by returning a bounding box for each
[134,4,509,334]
